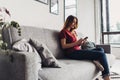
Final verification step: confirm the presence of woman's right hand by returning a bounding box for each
[77,38,84,45]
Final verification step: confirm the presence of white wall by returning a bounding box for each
[0,0,64,30]
[0,0,98,41]
[77,0,96,42]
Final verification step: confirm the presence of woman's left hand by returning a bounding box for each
[81,39,87,45]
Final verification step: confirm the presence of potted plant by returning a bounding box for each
[0,7,21,50]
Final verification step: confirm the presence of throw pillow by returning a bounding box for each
[81,41,96,50]
[12,39,42,70]
[29,38,61,68]
[12,39,36,52]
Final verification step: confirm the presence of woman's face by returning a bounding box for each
[70,18,77,29]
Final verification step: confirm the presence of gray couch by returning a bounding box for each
[1,26,116,80]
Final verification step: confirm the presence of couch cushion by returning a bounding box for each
[2,26,65,58]
[43,28,64,59]
[38,59,99,80]
[38,54,116,80]
[2,26,45,49]
[29,38,61,68]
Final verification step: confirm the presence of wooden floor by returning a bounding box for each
[97,59,120,80]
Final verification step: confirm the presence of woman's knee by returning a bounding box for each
[98,47,104,53]
[99,52,106,57]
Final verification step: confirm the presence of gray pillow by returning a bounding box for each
[12,39,42,70]
[81,41,96,50]
[12,39,37,52]
[29,38,61,68]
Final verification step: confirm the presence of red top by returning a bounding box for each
[59,29,81,53]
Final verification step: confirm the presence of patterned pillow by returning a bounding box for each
[29,38,61,68]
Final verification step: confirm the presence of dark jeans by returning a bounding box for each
[65,47,110,77]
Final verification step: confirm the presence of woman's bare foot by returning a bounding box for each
[93,60,104,71]
[103,75,110,80]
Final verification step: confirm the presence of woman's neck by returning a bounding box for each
[66,27,71,31]
[66,27,75,33]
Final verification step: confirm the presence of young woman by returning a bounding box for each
[59,15,110,80]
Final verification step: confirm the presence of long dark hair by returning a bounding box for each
[63,15,78,30]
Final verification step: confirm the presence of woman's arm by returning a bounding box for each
[60,38,83,49]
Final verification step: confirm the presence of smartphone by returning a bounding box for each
[84,37,88,40]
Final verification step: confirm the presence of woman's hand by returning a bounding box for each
[77,38,87,46]
[60,38,87,49]
[77,38,83,45]
[82,39,87,45]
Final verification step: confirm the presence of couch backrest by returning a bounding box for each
[2,26,65,59]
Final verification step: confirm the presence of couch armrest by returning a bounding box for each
[16,51,41,80]
[96,44,111,54]
[0,51,41,80]
[0,51,25,80]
